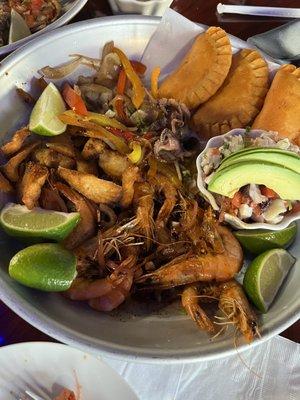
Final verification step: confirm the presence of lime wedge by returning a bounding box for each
[9,243,77,291]
[234,223,297,255]
[0,203,80,241]
[9,9,31,44]
[243,248,295,313]
[29,83,67,136]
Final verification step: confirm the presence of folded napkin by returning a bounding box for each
[247,21,300,63]
[104,336,300,400]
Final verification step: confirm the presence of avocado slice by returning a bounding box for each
[208,161,300,200]
[219,149,300,173]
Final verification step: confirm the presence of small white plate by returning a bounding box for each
[0,342,138,400]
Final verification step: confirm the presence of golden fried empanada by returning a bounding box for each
[191,49,269,139]
[252,64,300,145]
[158,27,232,109]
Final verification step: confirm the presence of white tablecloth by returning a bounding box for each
[104,336,300,400]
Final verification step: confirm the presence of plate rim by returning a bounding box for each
[0,15,299,363]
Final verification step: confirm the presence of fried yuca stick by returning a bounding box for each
[0,171,14,193]
[20,162,49,209]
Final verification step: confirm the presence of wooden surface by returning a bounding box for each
[0,0,299,347]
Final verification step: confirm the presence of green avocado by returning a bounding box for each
[208,161,300,200]
[223,147,299,162]
[219,148,300,173]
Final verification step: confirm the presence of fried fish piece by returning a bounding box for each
[20,162,49,209]
[76,158,98,175]
[252,64,300,145]
[33,148,75,169]
[98,149,131,179]
[82,138,106,160]
[46,133,76,158]
[1,126,30,156]
[191,49,269,139]
[1,141,40,182]
[158,27,232,109]
[57,167,122,204]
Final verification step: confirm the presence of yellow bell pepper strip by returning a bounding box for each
[127,142,143,164]
[60,110,128,131]
[59,112,129,154]
[113,47,146,109]
[151,67,161,99]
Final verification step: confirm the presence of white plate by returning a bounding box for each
[0,16,299,363]
[0,0,88,56]
[0,342,138,399]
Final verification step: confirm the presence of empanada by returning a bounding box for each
[158,27,232,109]
[252,64,300,145]
[191,49,269,139]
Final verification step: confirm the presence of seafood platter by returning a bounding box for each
[0,15,299,362]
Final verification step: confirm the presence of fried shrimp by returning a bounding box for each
[136,226,243,288]
[120,165,141,208]
[66,254,137,311]
[218,280,258,343]
[55,182,97,249]
[182,284,215,333]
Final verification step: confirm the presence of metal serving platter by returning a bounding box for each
[0,16,299,363]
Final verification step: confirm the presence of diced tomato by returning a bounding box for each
[260,186,279,199]
[130,60,147,75]
[117,69,127,95]
[31,0,43,15]
[62,83,88,116]
[252,203,261,217]
[231,191,243,209]
[211,148,220,155]
[292,202,300,213]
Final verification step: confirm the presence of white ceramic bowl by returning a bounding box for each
[108,0,172,16]
[0,16,299,363]
[0,0,88,56]
[196,128,300,230]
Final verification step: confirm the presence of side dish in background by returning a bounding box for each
[0,26,299,347]
[0,0,61,46]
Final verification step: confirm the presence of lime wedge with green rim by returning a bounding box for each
[0,203,80,241]
[243,248,296,313]
[234,223,297,255]
[9,9,31,44]
[29,83,67,136]
[9,243,77,291]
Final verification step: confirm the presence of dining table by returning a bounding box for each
[0,0,299,349]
